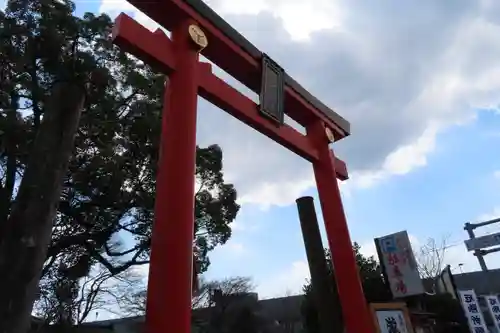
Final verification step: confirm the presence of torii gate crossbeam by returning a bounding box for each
[111,1,374,332]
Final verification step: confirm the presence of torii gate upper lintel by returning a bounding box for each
[111,1,374,333]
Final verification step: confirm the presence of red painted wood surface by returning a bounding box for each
[145,18,200,333]
[112,13,348,181]
[111,4,374,333]
[308,120,375,333]
[114,1,348,138]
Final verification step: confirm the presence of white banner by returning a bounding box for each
[485,295,500,332]
[375,310,410,333]
[458,290,488,333]
[376,230,424,298]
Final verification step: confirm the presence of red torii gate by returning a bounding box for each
[111,1,374,332]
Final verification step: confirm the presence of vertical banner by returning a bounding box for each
[485,295,500,332]
[458,290,488,333]
[370,303,414,333]
[375,231,424,298]
[376,310,409,333]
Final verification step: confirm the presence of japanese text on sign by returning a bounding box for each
[458,290,488,333]
[485,295,500,332]
[375,310,409,333]
[376,231,424,298]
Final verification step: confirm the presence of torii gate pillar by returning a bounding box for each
[148,19,201,331]
[111,1,375,332]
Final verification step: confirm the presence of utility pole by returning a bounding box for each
[296,196,343,333]
[464,222,489,271]
[464,217,500,272]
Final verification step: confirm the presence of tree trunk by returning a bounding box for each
[0,81,85,333]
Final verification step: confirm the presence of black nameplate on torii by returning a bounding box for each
[259,54,285,125]
[184,0,351,136]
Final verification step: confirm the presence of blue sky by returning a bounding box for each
[5,0,500,308]
[81,0,500,298]
[205,109,500,296]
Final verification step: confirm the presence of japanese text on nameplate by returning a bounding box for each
[485,295,500,332]
[458,290,488,333]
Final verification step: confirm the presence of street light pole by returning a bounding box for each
[464,222,489,272]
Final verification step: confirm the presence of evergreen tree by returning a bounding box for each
[301,243,391,333]
[0,0,239,326]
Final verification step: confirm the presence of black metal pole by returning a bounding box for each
[296,196,343,333]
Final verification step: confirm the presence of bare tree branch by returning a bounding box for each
[413,235,450,292]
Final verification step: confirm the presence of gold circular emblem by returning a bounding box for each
[188,24,208,50]
[325,127,335,143]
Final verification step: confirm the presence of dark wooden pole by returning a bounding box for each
[0,81,85,333]
[296,196,344,333]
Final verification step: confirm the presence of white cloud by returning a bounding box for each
[476,208,500,225]
[256,260,310,298]
[205,0,344,41]
[208,238,250,261]
[382,126,438,176]
[440,234,500,274]
[359,241,378,260]
[228,221,246,231]
[470,207,500,237]
[256,228,500,300]
[228,218,262,232]
[359,233,420,260]
[99,0,159,31]
[360,231,500,276]
[431,209,500,273]
[344,126,438,190]
[225,241,246,255]
[135,232,500,301]
[98,0,500,208]
[239,177,314,209]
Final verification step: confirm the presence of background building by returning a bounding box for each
[30,268,500,333]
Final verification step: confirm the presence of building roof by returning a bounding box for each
[452,268,500,295]
[75,269,500,333]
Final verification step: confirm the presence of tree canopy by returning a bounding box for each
[301,244,470,333]
[0,0,239,324]
[301,243,391,333]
